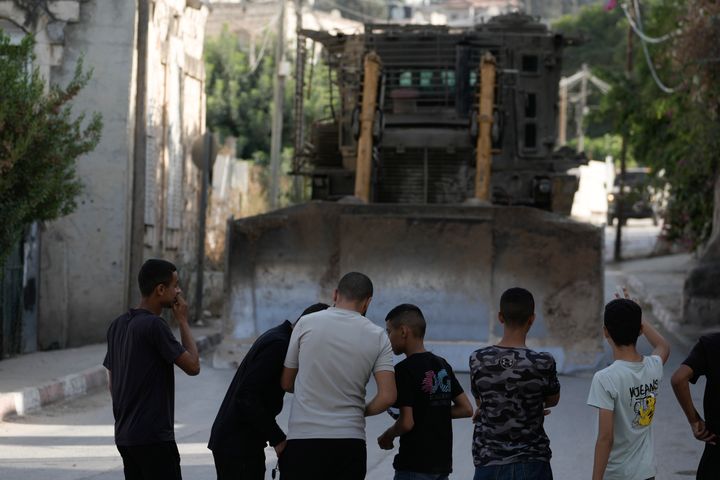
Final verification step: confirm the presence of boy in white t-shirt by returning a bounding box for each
[588,294,671,480]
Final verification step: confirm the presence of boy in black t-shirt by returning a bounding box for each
[378,304,473,480]
[671,332,720,479]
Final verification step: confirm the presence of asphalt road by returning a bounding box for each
[604,218,663,261]
[0,329,707,479]
[0,222,705,480]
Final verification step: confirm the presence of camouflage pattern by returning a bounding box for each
[469,346,560,466]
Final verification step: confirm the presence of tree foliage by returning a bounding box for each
[205,27,339,162]
[0,33,102,265]
[556,1,720,248]
[554,4,627,77]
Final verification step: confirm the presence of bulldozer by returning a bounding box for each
[223,13,604,373]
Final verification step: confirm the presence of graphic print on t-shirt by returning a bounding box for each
[630,379,658,428]
[421,369,451,395]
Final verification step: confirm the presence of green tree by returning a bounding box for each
[205,28,276,161]
[554,4,627,77]
[556,1,720,247]
[0,33,102,266]
[205,27,338,162]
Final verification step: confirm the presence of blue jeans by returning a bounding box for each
[394,471,449,480]
[473,461,553,480]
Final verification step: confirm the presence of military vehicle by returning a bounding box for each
[295,13,586,212]
[223,13,604,373]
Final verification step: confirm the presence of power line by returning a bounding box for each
[620,2,676,44]
[248,13,279,74]
[623,0,681,94]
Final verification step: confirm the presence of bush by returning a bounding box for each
[0,33,102,265]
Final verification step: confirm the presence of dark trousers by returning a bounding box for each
[698,443,720,480]
[279,438,366,480]
[117,441,182,480]
[212,449,266,480]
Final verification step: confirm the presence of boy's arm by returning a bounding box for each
[280,367,298,393]
[592,408,614,480]
[671,365,717,444]
[640,320,670,364]
[451,392,473,419]
[544,393,560,408]
[365,370,397,416]
[378,406,414,449]
[281,322,303,393]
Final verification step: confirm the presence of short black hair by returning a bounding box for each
[385,303,426,338]
[604,298,642,346]
[500,287,535,327]
[138,259,177,297]
[297,302,330,322]
[337,272,373,301]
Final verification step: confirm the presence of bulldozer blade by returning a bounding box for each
[224,202,604,373]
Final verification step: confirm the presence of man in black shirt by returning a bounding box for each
[378,304,473,479]
[104,259,200,480]
[208,303,329,480]
[671,332,720,480]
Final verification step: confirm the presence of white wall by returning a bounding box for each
[38,1,137,348]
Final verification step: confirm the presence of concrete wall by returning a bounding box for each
[226,203,605,372]
[1,0,209,349]
[142,1,208,307]
[37,1,137,349]
[684,175,720,326]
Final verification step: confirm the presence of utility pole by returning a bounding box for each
[558,81,568,146]
[128,0,149,309]
[614,26,633,262]
[577,63,589,152]
[194,131,213,324]
[269,0,286,210]
[292,0,305,200]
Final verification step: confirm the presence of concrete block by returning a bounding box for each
[15,388,40,416]
[46,20,66,43]
[48,1,80,22]
[684,260,720,327]
[49,44,64,66]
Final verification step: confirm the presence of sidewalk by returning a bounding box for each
[609,252,706,348]
[0,324,222,422]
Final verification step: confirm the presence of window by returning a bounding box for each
[441,70,455,87]
[525,93,537,118]
[524,124,537,149]
[522,55,539,73]
[399,71,413,86]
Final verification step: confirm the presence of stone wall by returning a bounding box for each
[1,0,209,349]
[684,175,720,327]
[142,0,209,307]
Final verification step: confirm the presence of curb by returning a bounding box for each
[624,273,695,349]
[0,331,223,422]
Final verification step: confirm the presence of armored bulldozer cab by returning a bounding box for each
[297,13,585,213]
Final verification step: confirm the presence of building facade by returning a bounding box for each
[0,0,209,350]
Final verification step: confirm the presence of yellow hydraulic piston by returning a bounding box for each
[474,52,497,201]
[354,52,382,203]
